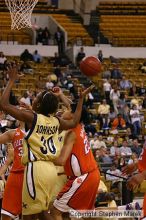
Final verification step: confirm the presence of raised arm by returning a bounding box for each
[52,87,72,109]
[54,131,76,166]
[0,130,15,145]
[0,145,14,177]
[0,66,34,128]
[59,85,94,130]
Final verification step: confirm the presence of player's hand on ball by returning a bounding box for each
[79,85,95,98]
[127,173,145,191]
[122,163,137,175]
[52,87,63,96]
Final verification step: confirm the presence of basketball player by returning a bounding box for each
[51,105,100,220]
[0,66,93,220]
[0,123,24,220]
[122,141,146,218]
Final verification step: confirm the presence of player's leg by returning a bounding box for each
[1,214,11,220]
[1,172,24,220]
[22,162,57,218]
[38,211,54,220]
[50,206,63,220]
[22,214,38,220]
[52,169,100,220]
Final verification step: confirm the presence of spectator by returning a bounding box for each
[99,147,112,164]
[112,113,126,130]
[109,56,120,64]
[111,64,122,79]
[35,75,46,89]
[76,47,86,66]
[19,92,31,106]
[45,76,54,90]
[98,50,103,62]
[103,79,112,101]
[102,66,111,79]
[122,104,131,127]
[131,139,142,157]
[119,75,132,90]
[130,95,141,109]
[20,61,33,74]
[52,52,61,67]
[0,52,7,70]
[118,157,126,170]
[54,65,62,80]
[128,153,138,165]
[110,141,121,156]
[109,107,117,124]
[137,82,146,96]
[54,27,65,55]
[85,91,94,109]
[106,164,122,192]
[90,133,100,149]
[98,99,110,129]
[120,140,132,156]
[142,94,146,109]
[42,27,50,45]
[20,49,33,62]
[110,86,120,114]
[129,82,138,96]
[36,27,43,44]
[130,104,141,137]
[33,50,42,63]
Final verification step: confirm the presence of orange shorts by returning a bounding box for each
[1,171,24,218]
[53,169,100,212]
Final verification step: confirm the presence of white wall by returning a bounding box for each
[0,45,58,57]
[72,45,146,63]
[58,0,74,10]
[1,44,146,61]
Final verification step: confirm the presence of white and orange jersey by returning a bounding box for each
[11,128,25,173]
[64,124,98,177]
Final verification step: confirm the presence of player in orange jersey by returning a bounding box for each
[0,122,24,220]
[122,141,146,218]
[51,105,100,220]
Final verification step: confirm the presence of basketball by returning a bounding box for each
[80,56,101,77]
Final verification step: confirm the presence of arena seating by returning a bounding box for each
[98,1,146,15]
[98,1,146,46]
[0,13,32,44]
[51,14,93,46]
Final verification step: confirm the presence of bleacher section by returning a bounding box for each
[51,14,93,46]
[98,1,146,46]
[0,13,32,44]
[99,15,146,46]
[98,1,146,15]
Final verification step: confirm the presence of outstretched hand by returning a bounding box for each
[52,87,63,97]
[127,173,145,191]
[122,163,137,176]
[79,84,95,99]
[7,65,24,82]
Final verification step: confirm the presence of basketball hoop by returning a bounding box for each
[5,0,38,30]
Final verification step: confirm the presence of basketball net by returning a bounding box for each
[5,0,38,30]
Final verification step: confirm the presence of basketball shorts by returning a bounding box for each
[1,171,24,218]
[22,161,57,215]
[51,173,67,202]
[53,169,100,212]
